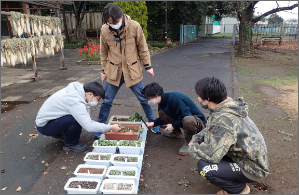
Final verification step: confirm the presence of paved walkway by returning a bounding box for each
[1,49,102,103]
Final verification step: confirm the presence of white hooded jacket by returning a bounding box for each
[35,82,110,132]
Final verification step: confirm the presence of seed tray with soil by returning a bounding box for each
[103,125,143,141]
[106,166,138,181]
[84,152,113,167]
[111,154,140,168]
[74,164,107,180]
[108,114,143,125]
[100,179,135,194]
[64,177,101,194]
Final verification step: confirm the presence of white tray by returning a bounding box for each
[106,166,138,181]
[84,152,113,167]
[74,164,107,181]
[92,140,118,153]
[100,179,135,194]
[64,177,101,194]
[111,154,140,168]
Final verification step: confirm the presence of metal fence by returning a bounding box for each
[180,25,198,44]
[252,24,298,42]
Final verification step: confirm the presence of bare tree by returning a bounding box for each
[72,1,86,37]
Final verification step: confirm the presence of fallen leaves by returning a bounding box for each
[42,171,48,175]
[16,186,21,192]
[45,163,49,167]
[145,155,149,157]
[147,164,151,167]
[61,166,67,170]
[41,160,45,164]
[253,41,298,51]
[19,133,22,136]
[26,134,39,144]
[1,169,5,173]
[22,157,25,159]
[1,187,7,191]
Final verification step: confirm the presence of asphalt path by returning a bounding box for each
[112,38,233,116]
[0,38,233,193]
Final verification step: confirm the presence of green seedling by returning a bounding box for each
[100,154,111,160]
[86,154,99,160]
[279,130,293,141]
[122,170,136,176]
[190,167,198,173]
[178,177,190,187]
[127,157,138,162]
[114,156,126,162]
[109,170,121,175]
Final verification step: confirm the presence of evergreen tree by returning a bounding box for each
[113,1,148,39]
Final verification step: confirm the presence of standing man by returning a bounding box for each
[36,81,121,152]
[143,82,207,156]
[189,77,269,194]
[94,3,159,138]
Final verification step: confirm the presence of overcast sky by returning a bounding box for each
[254,1,298,20]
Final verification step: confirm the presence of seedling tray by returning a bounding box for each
[84,152,113,167]
[74,164,107,181]
[111,154,140,168]
[106,166,138,181]
[100,179,135,194]
[64,177,101,194]
[108,115,142,125]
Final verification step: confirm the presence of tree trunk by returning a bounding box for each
[238,8,254,52]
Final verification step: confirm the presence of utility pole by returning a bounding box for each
[165,1,167,47]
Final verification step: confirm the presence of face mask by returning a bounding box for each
[109,20,122,30]
[148,98,158,107]
[200,102,208,109]
[87,96,98,107]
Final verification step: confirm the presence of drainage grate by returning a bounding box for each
[251,182,268,191]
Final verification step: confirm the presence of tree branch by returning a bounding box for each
[253,3,298,23]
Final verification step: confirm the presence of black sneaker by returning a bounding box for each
[52,133,67,144]
[63,143,89,152]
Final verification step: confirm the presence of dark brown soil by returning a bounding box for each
[112,117,129,121]
[68,181,97,189]
[77,168,104,174]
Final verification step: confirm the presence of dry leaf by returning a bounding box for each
[45,163,49,167]
[29,134,39,138]
[148,164,151,167]
[42,171,48,175]
[19,133,22,135]
[140,178,144,182]
[22,157,25,159]
[1,187,7,190]
[1,169,5,173]
[41,160,45,163]
[145,155,149,157]
[140,174,143,177]
[61,166,67,170]
[16,186,21,191]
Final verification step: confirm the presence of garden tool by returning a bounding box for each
[135,112,151,131]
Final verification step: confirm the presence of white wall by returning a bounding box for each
[220,17,238,33]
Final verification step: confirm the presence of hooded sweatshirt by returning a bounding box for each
[189,97,269,179]
[35,82,110,132]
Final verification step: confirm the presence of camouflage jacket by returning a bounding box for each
[188,97,269,178]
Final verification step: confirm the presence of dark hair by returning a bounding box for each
[103,3,123,24]
[142,82,164,99]
[195,77,227,104]
[83,81,105,99]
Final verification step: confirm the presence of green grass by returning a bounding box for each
[147,40,176,48]
[212,33,234,37]
[255,76,297,87]
[64,39,87,49]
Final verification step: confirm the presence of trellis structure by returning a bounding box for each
[1,1,72,81]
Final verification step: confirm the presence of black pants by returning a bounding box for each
[37,115,82,146]
[197,156,255,194]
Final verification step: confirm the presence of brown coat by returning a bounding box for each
[100,15,151,88]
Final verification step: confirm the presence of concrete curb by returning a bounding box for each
[231,45,241,99]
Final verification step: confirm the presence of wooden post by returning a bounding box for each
[4,2,13,38]
[59,48,67,70]
[31,56,42,81]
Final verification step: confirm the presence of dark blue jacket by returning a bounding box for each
[153,92,206,129]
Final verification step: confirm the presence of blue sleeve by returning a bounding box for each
[170,98,193,129]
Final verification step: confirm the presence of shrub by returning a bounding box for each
[113,1,148,39]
